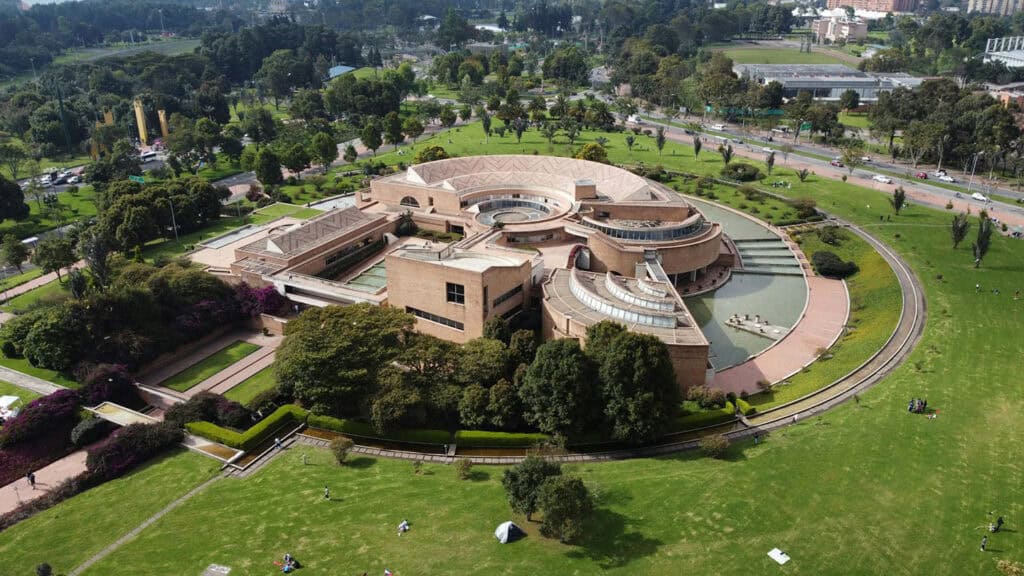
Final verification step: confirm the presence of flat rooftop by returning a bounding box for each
[389,242,533,272]
[734,63,866,78]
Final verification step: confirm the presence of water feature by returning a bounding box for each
[343,261,387,292]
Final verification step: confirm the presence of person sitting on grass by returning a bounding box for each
[397,519,410,536]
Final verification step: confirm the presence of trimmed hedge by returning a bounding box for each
[735,398,757,416]
[454,430,550,448]
[307,414,451,445]
[186,405,308,451]
[812,250,859,279]
[86,422,183,481]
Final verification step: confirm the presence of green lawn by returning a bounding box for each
[223,366,277,406]
[720,47,847,65]
[838,111,871,130]
[0,354,78,388]
[0,450,218,574]
[141,215,251,262]
[160,340,261,392]
[0,267,45,293]
[2,278,69,313]
[0,185,98,238]
[0,379,41,405]
[352,67,379,80]
[252,203,324,222]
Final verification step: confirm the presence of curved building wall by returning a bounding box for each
[586,223,723,278]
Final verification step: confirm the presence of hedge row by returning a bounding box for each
[735,399,757,416]
[306,414,450,445]
[186,405,308,451]
[454,430,550,448]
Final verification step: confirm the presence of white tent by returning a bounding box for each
[0,396,19,409]
[494,521,524,544]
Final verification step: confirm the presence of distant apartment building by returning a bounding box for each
[825,0,917,12]
[968,0,1024,15]
[811,17,868,43]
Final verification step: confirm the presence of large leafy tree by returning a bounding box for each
[501,456,562,521]
[241,107,277,149]
[537,475,594,543]
[256,49,312,110]
[254,148,284,187]
[1,233,29,273]
[276,304,414,416]
[310,132,337,173]
[456,337,509,387]
[0,175,30,223]
[594,331,680,444]
[361,117,383,156]
[0,141,29,182]
[519,339,597,437]
[32,237,76,282]
[383,111,404,147]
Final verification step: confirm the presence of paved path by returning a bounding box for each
[68,473,224,576]
[0,365,65,395]
[1,261,85,302]
[0,450,87,516]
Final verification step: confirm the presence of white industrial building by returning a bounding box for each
[984,37,1024,68]
[733,64,924,102]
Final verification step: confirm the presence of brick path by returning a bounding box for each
[0,450,88,516]
[1,261,85,302]
[0,365,65,396]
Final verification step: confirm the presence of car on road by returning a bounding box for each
[709,123,727,131]
[762,147,774,154]
[932,169,947,177]
[914,172,928,179]
[938,175,956,183]
[872,175,894,184]
[66,175,80,184]
[971,192,990,202]
[861,156,872,163]
[683,128,696,135]
[830,159,844,167]
[38,174,51,186]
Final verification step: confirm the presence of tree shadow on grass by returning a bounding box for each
[566,507,663,569]
[467,469,491,482]
[344,457,377,469]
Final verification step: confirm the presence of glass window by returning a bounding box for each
[446,282,465,304]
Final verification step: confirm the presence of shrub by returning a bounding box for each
[811,250,859,279]
[720,163,763,182]
[165,392,250,429]
[86,422,183,481]
[330,436,355,464]
[77,364,140,408]
[186,404,308,451]
[71,417,114,447]
[816,225,847,246]
[734,398,756,416]
[699,434,730,458]
[456,458,473,479]
[1,341,17,358]
[0,389,81,448]
[454,430,550,448]
[307,413,450,444]
[697,388,727,409]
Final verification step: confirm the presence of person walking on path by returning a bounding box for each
[26,472,35,490]
[980,536,987,551]
[275,437,283,450]
[324,485,330,500]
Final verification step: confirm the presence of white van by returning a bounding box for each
[971,192,990,202]
[140,150,158,162]
[709,123,727,131]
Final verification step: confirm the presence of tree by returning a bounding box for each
[361,118,383,156]
[693,137,701,159]
[457,338,509,387]
[0,141,29,182]
[79,231,112,290]
[519,339,597,437]
[839,89,860,111]
[330,436,355,464]
[254,148,283,187]
[0,175,30,222]
[402,116,425,144]
[279,143,311,176]
[780,143,793,163]
[719,144,733,166]
[276,304,414,416]
[501,456,562,521]
[413,146,449,164]
[439,105,458,128]
[310,132,337,173]
[1,234,29,273]
[482,317,512,344]
[562,120,580,146]
[594,332,679,444]
[343,143,358,164]
[840,145,865,176]
[438,8,472,49]
[508,330,537,368]
[951,212,970,248]
[973,214,993,268]
[891,186,907,215]
[458,383,489,428]
[575,143,608,164]
[242,107,277,149]
[903,121,943,168]
[766,152,776,175]
[383,112,404,147]
[290,89,326,121]
[256,49,310,110]
[220,126,244,164]
[537,475,593,543]
[655,126,666,156]
[32,236,75,282]
[625,134,636,153]
[511,118,528,143]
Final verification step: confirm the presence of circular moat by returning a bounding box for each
[475,198,553,226]
[681,196,809,371]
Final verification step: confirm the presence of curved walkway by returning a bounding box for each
[301,218,924,465]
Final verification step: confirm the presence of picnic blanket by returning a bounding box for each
[768,548,790,565]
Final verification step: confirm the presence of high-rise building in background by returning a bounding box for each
[968,0,1024,16]
[825,0,917,12]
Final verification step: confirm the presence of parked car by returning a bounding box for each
[932,170,947,178]
[938,175,956,183]
[914,172,928,179]
[66,175,80,184]
[872,175,893,184]
[709,123,727,131]
[971,192,990,202]
[830,159,844,167]
[861,156,872,163]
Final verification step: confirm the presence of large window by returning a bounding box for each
[493,284,523,308]
[406,306,464,330]
[446,282,465,304]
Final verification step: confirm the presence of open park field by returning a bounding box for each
[718,46,848,65]
[1,121,1021,575]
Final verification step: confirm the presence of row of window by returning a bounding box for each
[582,219,706,241]
[406,306,464,331]
[493,284,523,308]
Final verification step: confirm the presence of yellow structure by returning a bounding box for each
[133,99,148,146]
[90,110,117,160]
[158,109,169,140]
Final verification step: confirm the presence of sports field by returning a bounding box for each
[720,47,848,65]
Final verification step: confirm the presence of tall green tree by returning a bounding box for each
[276,304,414,416]
[891,186,907,215]
[310,132,337,173]
[279,143,311,176]
[0,175,30,222]
[0,141,29,182]
[383,112,404,147]
[402,116,425,144]
[31,236,76,282]
[595,331,680,444]
[254,148,283,186]
[537,475,594,543]
[456,337,509,387]
[951,212,970,248]
[1,233,29,273]
[242,107,277,149]
[501,456,562,521]
[361,118,383,156]
[973,212,993,268]
[519,339,597,437]
[343,143,358,164]
[693,137,701,159]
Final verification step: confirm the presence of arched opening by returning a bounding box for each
[400,196,420,208]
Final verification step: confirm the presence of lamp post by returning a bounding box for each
[158,8,165,35]
[967,151,982,194]
[167,197,179,243]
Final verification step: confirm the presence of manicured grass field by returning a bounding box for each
[223,366,277,407]
[0,379,41,405]
[838,111,871,130]
[160,340,261,392]
[2,278,69,313]
[0,267,45,293]
[0,185,98,238]
[720,47,847,65]
[252,203,323,222]
[0,450,218,574]
[9,122,1024,575]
